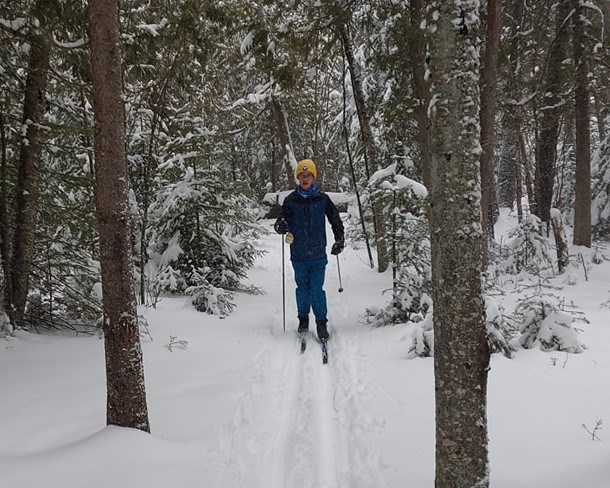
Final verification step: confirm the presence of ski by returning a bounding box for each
[320,338,328,364]
[299,331,307,353]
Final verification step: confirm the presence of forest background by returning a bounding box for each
[1,1,610,486]
[2,0,609,333]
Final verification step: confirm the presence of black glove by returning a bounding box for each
[331,238,345,255]
[274,217,288,234]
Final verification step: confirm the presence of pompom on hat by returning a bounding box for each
[295,159,317,179]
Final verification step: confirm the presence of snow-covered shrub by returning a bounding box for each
[363,162,431,325]
[406,312,434,358]
[406,295,516,359]
[502,213,555,275]
[146,165,264,315]
[187,268,235,317]
[0,310,12,338]
[511,294,585,353]
[591,244,608,265]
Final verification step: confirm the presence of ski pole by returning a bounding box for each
[281,234,286,332]
[336,254,344,293]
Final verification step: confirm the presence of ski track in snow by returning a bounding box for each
[213,322,387,488]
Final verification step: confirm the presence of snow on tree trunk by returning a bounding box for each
[88,0,150,433]
[427,2,490,486]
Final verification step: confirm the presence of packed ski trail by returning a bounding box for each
[213,221,388,488]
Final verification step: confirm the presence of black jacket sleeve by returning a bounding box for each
[324,194,344,241]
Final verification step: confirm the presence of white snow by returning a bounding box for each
[136,18,169,38]
[0,17,27,31]
[1,217,610,487]
[240,31,254,55]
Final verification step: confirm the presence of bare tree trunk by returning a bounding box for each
[602,0,610,40]
[0,108,10,315]
[516,129,534,213]
[479,0,500,261]
[270,97,296,188]
[497,138,516,208]
[428,2,490,487]
[88,0,150,433]
[9,22,51,328]
[535,0,571,228]
[408,0,432,190]
[572,0,591,247]
[342,60,374,269]
[551,210,569,272]
[338,22,389,272]
[514,134,524,222]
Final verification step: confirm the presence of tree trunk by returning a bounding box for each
[572,0,591,247]
[516,129,534,214]
[88,0,150,433]
[514,134,524,222]
[535,0,571,228]
[9,22,51,328]
[497,138,517,208]
[0,108,10,315]
[338,22,389,272]
[270,97,297,188]
[602,0,610,41]
[408,0,432,190]
[428,2,490,486]
[479,0,500,261]
[551,210,569,273]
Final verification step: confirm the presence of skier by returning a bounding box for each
[274,159,345,341]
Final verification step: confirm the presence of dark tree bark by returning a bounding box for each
[270,97,296,188]
[88,0,150,432]
[408,0,432,190]
[9,18,51,328]
[479,0,500,261]
[551,211,569,272]
[572,0,591,247]
[0,108,10,315]
[516,129,535,216]
[428,1,490,486]
[497,138,517,208]
[338,22,389,273]
[535,0,571,229]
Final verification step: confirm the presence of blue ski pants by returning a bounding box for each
[291,257,328,320]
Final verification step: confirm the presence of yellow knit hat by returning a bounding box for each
[295,159,317,179]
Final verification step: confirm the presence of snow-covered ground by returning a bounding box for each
[1,215,609,488]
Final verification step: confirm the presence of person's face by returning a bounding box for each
[297,171,314,190]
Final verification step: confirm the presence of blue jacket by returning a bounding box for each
[278,189,344,262]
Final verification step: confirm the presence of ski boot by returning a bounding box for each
[297,315,309,333]
[316,319,329,341]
